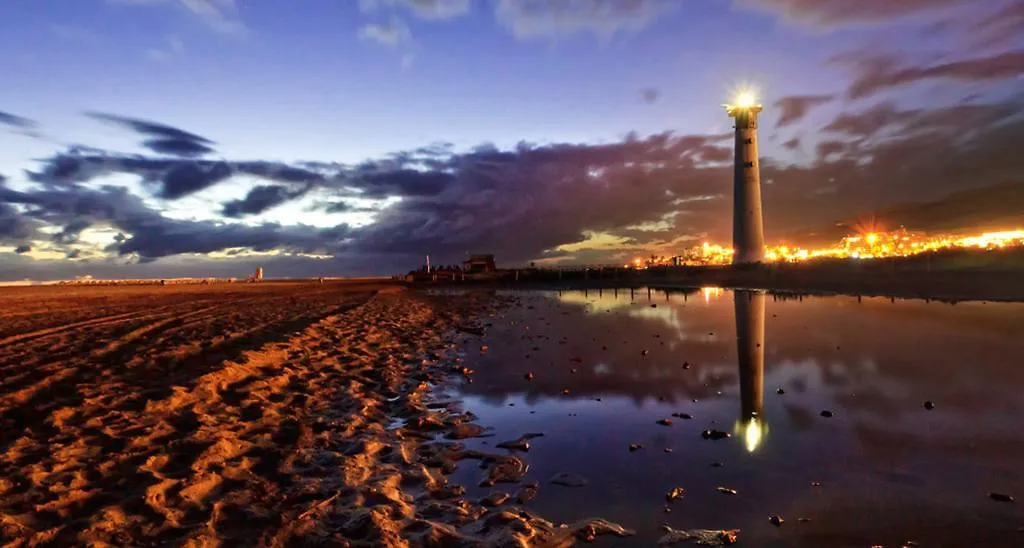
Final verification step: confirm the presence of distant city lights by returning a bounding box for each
[627,228,1024,268]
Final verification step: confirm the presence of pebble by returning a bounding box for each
[656,418,673,426]
[820,410,834,418]
[990,492,1015,503]
[629,443,643,452]
[769,515,784,527]
[717,487,738,495]
[811,482,821,487]
[711,462,724,468]
[777,388,785,395]
[665,487,686,503]
[671,413,693,420]
[924,400,935,410]
[702,429,731,440]
[524,372,535,381]
[682,362,691,369]
[562,388,570,396]
[641,350,649,356]
[550,472,588,488]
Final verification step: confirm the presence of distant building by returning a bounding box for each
[255,267,264,281]
[462,254,496,273]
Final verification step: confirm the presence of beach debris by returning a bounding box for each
[496,433,544,452]
[924,400,935,410]
[629,443,643,452]
[657,418,673,426]
[550,472,588,488]
[665,487,686,503]
[769,515,784,527]
[820,410,834,418]
[480,492,511,507]
[717,487,738,495]
[702,429,730,440]
[514,481,539,503]
[658,526,739,546]
[524,372,535,381]
[989,492,1015,503]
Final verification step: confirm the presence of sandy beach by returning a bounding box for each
[0,282,633,546]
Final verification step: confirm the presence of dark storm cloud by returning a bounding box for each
[0,110,37,129]
[6,95,1024,275]
[86,112,217,157]
[733,0,969,28]
[221,184,313,217]
[0,202,38,241]
[843,50,1024,99]
[774,95,833,127]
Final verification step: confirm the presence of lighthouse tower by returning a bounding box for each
[725,93,765,264]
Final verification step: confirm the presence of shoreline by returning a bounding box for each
[411,268,1024,304]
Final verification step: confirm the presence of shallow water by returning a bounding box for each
[445,288,1024,547]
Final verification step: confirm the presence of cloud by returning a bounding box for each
[359,18,412,48]
[108,0,247,36]
[6,96,1024,277]
[493,0,676,41]
[147,35,185,61]
[639,87,660,104]
[221,184,314,218]
[732,0,969,28]
[0,110,37,130]
[86,112,216,157]
[782,137,801,150]
[774,95,833,127]
[360,0,471,20]
[842,50,1024,99]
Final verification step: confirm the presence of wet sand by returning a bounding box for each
[0,282,632,546]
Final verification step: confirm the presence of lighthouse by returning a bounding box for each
[725,92,765,264]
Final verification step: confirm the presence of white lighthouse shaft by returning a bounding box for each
[730,106,765,264]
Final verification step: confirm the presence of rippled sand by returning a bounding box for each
[0,283,631,546]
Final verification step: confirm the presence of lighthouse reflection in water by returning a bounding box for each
[733,289,766,452]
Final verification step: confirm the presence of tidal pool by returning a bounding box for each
[445,288,1024,547]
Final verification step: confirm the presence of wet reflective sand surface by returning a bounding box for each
[445,288,1024,547]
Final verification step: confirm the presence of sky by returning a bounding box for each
[1,0,1022,280]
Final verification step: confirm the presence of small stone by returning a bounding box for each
[924,400,935,410]
[717,486,738,495]
[641,350,649,356]
[769,515,784,527]
[665,487,686,503]
[671,413,693,420]
[811,482,821,487]
[798,518,811,523]
[990,492,1015,503]
[702,429,730,440]
[480,345,489,352]
[651,304,657,308]
[820,410,834,418]
[682,362,691,369]
[480,492,511,507]
[550,472,588,488]
[711,462,724,468]
[664,448,673,453]
[524,372,535,381]
[562,388,570,396]
[656,418,672,426]
[629,443,643,452]
[570,368,577,373]
[776,388,785,395]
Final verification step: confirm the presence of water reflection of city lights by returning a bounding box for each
[702,286,723,304]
